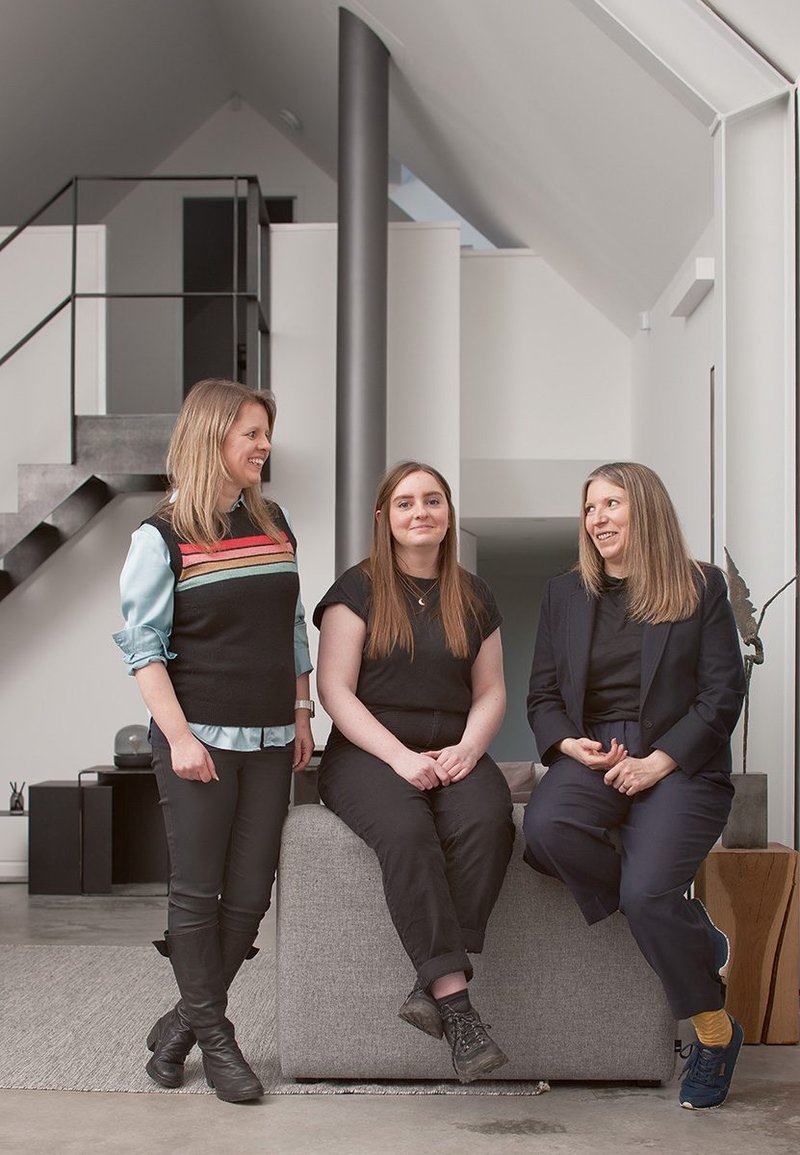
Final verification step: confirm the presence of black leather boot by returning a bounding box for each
[440,1002,509,1083]
[398,981,443,1038]
[145,1000,195,1088]
[145,929,260,1089]
[163,926,263,1102]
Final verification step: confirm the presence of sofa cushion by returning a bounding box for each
[276,803,676,1082]
[497,761,545,802]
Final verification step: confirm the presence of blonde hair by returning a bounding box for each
[577,461,703,623]
[158,378,281,547]
[365,461,485,659]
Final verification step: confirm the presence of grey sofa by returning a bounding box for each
[276,791,676,1083]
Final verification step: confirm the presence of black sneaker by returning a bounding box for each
[398,982,443,1039]
[678,1016,743,1109]
[440,1004,509,1083]
[690,897,730,975]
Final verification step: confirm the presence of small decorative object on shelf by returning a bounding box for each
[9,781,25,813]
[114,724,152,769]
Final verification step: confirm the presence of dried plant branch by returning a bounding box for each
[724,549,796,773]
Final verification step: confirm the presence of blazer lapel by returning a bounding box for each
[640,620,672,707]
[567,584,596,723]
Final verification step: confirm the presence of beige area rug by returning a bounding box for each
[0,945,549,1096]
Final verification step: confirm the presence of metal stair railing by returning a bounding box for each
[0,175,274,596]
[0,174,273,465]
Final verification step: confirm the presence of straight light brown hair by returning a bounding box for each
[157,378,282,548]
[577,461,704,623]
[365,461,485,659]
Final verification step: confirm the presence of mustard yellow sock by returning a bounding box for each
[691,1009,732,1047]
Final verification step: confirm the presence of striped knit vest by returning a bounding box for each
[145,504,299,726]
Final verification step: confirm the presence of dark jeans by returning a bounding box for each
[150,724,293,939]
[318,708,514,990]
[522,720,734,1019]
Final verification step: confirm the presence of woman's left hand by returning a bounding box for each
[603,751,676,796]
[293,719,314,771]
[423,743,479,784]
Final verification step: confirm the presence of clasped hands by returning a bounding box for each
[392,743,477,791]
[558,737,675,796]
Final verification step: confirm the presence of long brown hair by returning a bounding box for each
[157,379,281,548]
[365,461,485,659]
[577,461,703,623]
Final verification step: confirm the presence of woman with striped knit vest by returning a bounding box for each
[114,379,314,1103]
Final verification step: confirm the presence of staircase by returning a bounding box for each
[0,174,272,602]
[0,414,173,601]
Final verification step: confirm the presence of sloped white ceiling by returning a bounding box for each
[214,0,714,333]
[0,0,230,222]
[0,0,792,331]
[710,0,800,81]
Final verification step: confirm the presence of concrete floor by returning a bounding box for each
[1,884,798,1155]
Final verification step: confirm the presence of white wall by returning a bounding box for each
[461,250,631,463]
[715,98,796,842]
[0,494,155,879]
[387,222,461,498]
[459,250,631,525]
[102,100,337,414]
[164,101,338,224]
[0,226,105,511]
[269,223,338,748]
[631,221,716,561]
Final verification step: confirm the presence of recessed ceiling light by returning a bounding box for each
[279,108,303,131]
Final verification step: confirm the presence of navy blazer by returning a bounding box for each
[528,565,746,778]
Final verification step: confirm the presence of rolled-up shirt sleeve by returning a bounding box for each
[294,591,313,677]
[112,523,177,672]
[280,506,313,679]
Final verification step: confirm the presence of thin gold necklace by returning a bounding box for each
[397,571,440,607]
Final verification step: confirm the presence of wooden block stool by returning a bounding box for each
[695,844,799,1043]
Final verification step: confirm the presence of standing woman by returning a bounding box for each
[113,379,314,1103]
[314,462,514,1083]
[524,462,746,1110]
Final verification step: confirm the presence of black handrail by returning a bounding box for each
[0,174,271,464]
[0,296,71,371]
[0,178,74,257]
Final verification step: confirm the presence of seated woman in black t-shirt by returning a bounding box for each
[314,461,514,1082]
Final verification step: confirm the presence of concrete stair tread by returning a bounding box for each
[0,415,173,590]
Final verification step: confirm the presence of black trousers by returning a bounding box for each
[522,721,734,1019]
[151,725,293,938]
[318,709,514,990]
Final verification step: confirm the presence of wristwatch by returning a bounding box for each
[294,699,315,717]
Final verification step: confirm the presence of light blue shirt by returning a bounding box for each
[113,503,313,752]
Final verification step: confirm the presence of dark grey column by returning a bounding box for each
[336,8,389,571]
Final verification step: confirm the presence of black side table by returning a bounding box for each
[85,766,169,887]
[28,780,112,894]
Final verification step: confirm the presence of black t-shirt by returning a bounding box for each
[313,565,502,716]
[583,576,643,723]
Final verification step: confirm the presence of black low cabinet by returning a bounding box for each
[28,770,168,894]
[97,769,168,885]
[28,781,112,895]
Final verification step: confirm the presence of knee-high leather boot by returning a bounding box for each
[154,926,263,1102]
[146,929,260,1089]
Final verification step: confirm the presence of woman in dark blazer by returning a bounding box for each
[524,462,746,1111]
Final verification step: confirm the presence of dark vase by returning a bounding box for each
[721,772,768,849]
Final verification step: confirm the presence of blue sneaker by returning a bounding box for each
[690,897,730,975]
[679,1016,744,1109]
